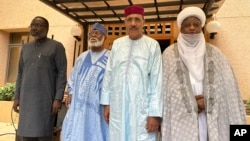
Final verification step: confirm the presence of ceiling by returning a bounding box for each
[39,0,225,25]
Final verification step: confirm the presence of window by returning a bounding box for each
[7,32,30,83]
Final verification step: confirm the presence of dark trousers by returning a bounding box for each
[22,136,52,141]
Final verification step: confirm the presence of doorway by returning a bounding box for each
[157,39,171,53]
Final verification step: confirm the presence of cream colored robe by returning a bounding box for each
[161,43,246,141]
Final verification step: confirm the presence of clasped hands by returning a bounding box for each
[195,95,205,114]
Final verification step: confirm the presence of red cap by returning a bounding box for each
[124,5,144,17]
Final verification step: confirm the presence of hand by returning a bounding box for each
[195,95,205,113]
[103,105,110,124]
[146,117,160,133]
[65,94,72,109]
[52,99,62,115]
[12,99,20,113]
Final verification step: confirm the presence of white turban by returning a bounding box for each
[177,7,206,29]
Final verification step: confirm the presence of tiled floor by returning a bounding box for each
[0,122,16,141]
[0,122,61,141]
[0,116,249,141]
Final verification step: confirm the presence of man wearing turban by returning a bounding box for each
[161,6,246,141]
[61,23,109,141]
[100,5,163,141]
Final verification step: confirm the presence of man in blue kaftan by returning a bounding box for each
[61,23,109,141]
[100,5,163,141]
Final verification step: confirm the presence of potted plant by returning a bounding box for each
[0,83,16,101]
[0,83,19,123]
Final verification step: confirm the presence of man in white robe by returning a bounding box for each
[61,23,109,141]
[161,6,246,141]
[100,5,163,141]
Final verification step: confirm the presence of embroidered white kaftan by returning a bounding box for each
[101,35,163,141]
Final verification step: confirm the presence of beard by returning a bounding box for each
[88,36,105,48]
[31,30,47,40]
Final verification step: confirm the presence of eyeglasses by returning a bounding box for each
[88,30,103,36]
[29,23,47,28]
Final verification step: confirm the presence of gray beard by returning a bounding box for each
[88,36,104,48]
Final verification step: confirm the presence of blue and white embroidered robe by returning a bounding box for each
[62,49,110,141]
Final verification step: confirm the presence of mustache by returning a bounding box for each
[129,26,137,30]
[89,37,98,40]
[30,29,38,32]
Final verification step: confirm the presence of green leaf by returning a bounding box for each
[0,83,16,101]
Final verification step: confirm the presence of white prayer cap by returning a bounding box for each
[177,7,206,29]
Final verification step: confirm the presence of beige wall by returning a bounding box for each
[0,0,82,85]
[0,101,19,123]
[209,0,250,100]
[0,31,9,84]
